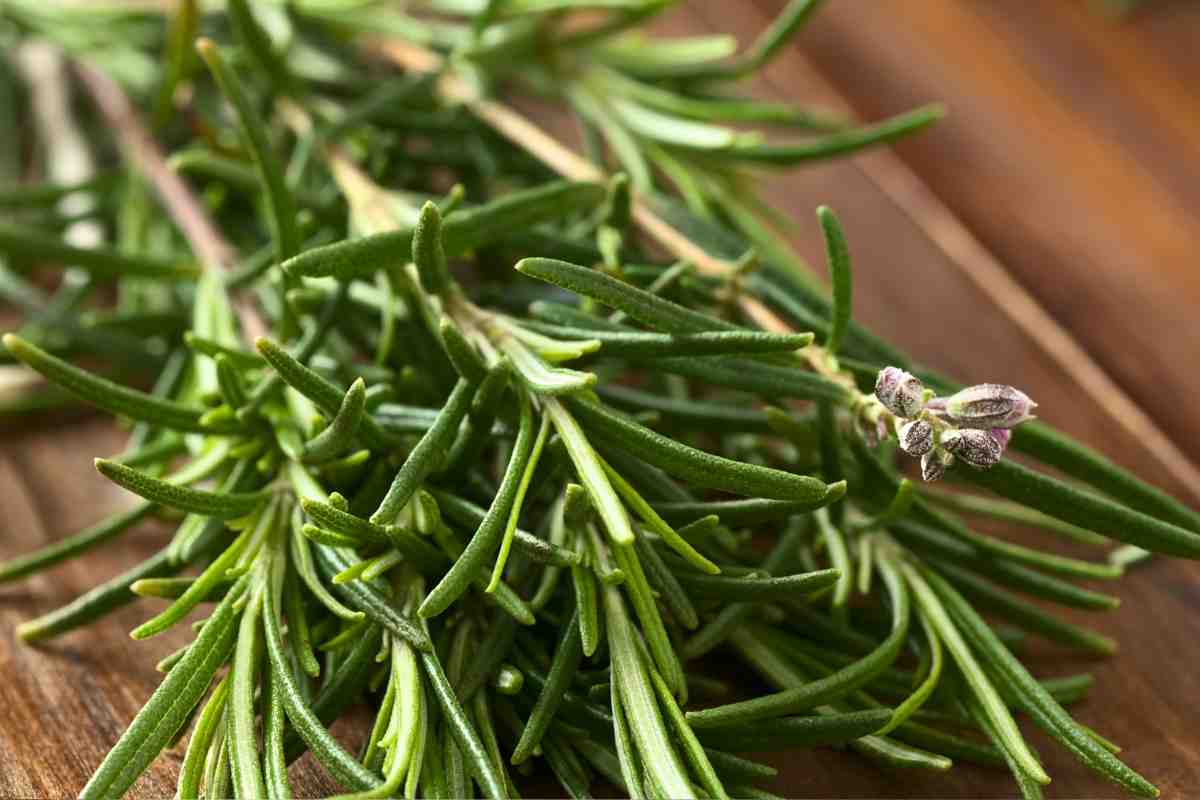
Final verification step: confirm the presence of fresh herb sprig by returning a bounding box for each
[0,2,1193,799]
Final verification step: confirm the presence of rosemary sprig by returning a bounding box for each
[0,2,1189,799]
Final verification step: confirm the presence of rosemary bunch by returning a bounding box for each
[1,2,1196,799]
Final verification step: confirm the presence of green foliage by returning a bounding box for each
[0,2,1186,799]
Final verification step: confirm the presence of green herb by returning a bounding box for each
[0,3,1187,799]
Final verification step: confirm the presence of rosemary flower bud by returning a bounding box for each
[898,419,934,457]
[874,366,925,419]
[990,428,1012,453]
[943,383,1037,429]
[941,428,1004,469]
[921,449,953,482]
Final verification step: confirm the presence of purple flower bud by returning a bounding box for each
[989,428,1012,453]
[941,428,1004,469]
[898,419,934,457]
[874,367,925,419]
[944,383,1036,429]
[921,450,952,482]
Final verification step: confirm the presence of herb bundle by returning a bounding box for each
[0,2,1195,799]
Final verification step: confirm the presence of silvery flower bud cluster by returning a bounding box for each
[873,367,1036,481]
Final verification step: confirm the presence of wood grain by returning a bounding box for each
[3,1,1200,797]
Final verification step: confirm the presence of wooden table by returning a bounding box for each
[3,1,1199,796]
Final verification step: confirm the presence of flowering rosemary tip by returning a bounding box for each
[874,368,1036,480]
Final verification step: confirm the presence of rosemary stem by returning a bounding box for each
[75,61,269,343]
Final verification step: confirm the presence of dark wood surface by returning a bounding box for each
[3,1,1200,797]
